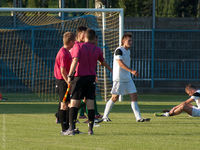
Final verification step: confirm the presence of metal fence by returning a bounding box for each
[124,16,200,90]
[1,6,200,102]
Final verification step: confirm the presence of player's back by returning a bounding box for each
[78,42,104,76]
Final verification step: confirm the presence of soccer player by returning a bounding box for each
[65,29,112,135]
[155,84,200,117]
[54,32,75,134]
[98,33,150,123]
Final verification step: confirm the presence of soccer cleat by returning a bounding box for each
[88,129,94,135]
[136,118,151,122]
[93,122,100,127]
[154,112,169,117]
[74,128,84,134]
[79,115,87,119]
[95,114,103,119]
[76,120,80,124]
[95,117,112,123]
[61,129,75,136]
[154,112,165,117]
[60,131,66,135]
[103,118,112,122]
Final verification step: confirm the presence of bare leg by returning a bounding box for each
[170,103,193,116]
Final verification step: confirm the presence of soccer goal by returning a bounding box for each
[0,8,124,101]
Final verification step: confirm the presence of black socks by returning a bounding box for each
[88,109,95,131]
[69,107,78,130]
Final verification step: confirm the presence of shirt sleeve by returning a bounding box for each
[70,43,80,58]
[191,92,200,99]
[114,49,123,60]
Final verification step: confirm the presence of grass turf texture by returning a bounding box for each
[0,94,200,150]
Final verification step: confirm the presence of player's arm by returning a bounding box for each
[61,67,69,84]
[170,98,194,113]
[68,57,78,83]
[99,61,112,73]
[178,92,199,107]
[177,98,194,107]
[117,59,138,77]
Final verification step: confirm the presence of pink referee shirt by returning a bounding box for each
[70,42,104,76]
[54,47,72,79]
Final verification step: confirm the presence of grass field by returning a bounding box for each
[0,94,200,150]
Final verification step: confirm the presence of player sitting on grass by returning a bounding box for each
[155,84,200,117]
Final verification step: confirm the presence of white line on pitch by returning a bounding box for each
[2,114,6,150]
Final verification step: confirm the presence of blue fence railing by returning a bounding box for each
[126,29,200,88]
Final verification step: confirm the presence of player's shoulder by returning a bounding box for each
[74,41,84,48]
[114,46,124,56]
[193,90,200,97]
[58,47,65,55]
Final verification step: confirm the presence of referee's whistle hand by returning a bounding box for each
[67,77,71,84]
[131,70,139,77]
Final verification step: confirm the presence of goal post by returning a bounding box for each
[0,7,124,102]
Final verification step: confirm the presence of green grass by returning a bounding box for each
[0,94,200,150]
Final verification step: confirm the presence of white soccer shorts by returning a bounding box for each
[111,80,137,95]
[192,106,200,117]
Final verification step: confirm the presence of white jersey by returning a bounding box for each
[112,46,132,82]
[191,90,200,108]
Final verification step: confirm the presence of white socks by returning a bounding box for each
[103,100,142,121]
[163,112,169,117]
[103,99,114,119]
[131,101,142,121]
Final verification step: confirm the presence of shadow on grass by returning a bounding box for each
[0,103,175,114]
[97,104,175,114]
[0,104,58,114]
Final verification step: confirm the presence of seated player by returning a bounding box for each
[155,84,200,117]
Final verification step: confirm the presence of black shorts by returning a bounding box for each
[55,79,70,102]
[70,76,96,100]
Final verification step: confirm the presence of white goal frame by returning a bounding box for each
[0,7,124,101]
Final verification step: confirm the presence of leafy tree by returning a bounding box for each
[174,0,198,17]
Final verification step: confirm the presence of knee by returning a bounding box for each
[111,95,119,102]
[180,103,186,110]
[131,94,138,101]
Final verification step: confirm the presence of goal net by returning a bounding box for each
[0,8,123,101]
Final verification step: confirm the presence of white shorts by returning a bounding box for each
[192,106,200,117]
[111,81,137,95]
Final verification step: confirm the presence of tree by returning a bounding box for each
[174,0,198,17]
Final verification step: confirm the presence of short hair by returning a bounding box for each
[121,33,132,45]
[85,29,96,41]
[185,84,197,90]
[76,26,87,34]
[63,32,75,45]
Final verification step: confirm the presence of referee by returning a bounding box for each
[66,29,110,135]
[54,32,75,134]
